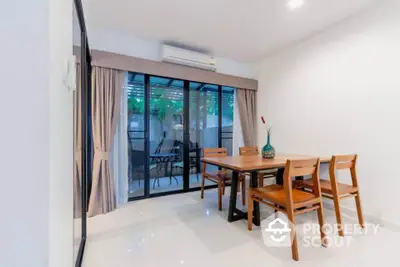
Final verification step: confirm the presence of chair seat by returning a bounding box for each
[173,162,184,168]
[250,184,321,209]
[298,179,358,196]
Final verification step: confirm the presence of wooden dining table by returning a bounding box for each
[201,154,331,226]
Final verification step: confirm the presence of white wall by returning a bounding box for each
[49,0,74,266]
[74,27,257,79]
[1,1,49,265]
[0,0,73,266]
[257,0,400,225]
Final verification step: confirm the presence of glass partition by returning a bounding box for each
[73,3,81,260]
[73,1,91,266]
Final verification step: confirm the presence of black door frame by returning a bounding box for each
[74,0,91,267]
[128,73,233,201]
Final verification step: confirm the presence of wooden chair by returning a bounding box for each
[294,154,364,236]
[201,148,246,211]
[239,146,277,187]
[248,158,327,261]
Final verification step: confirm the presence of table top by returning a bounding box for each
[201,154,331,172]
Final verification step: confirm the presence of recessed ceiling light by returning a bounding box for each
[287,0,304,10]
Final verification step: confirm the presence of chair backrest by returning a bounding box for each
[202,148,227,172]
[203,147,228,158]
[239,146,259,156]
[331,154,357,170]
[284,158,322,203]
[189,141,199,149]
[329,154,358,187]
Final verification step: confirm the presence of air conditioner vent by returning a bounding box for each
[161,45,216,72]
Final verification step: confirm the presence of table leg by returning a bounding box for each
[164,161,169,180]
[228,171,239,222]
[276,168,284,185]
[250,172,260,226]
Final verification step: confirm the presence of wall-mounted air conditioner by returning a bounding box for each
[161,45,216,72]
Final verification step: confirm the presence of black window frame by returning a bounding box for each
[127,72,235,201]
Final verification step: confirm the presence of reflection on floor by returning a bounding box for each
[128,173,214,198]
[84,186,398,267]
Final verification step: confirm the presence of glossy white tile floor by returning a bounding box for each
[84,188,399,267]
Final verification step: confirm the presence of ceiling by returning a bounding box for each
[82,0,378,62]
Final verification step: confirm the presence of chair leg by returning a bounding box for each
[355,193,365,228]
[218,182,223,211]
[222,182,226,195]
[241,178,246,206]
[287,209,299,261]
[317,204,328,247]
[173,176,179,185]
[247,190,254,231]
[200,174,206,199]
[258,173,264,187]
[332,195,344,236]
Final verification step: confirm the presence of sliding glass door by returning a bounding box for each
[149,76,184,194]
[189,83,219,188]
[127,73,146,198]
[221,86,234,156]
[127,73,234,200]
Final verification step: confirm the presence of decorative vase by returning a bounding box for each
[262,134,275,159]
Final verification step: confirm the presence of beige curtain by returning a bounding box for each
[74,63,82,218]
[88,66,124,217]
[237,88,257,146]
